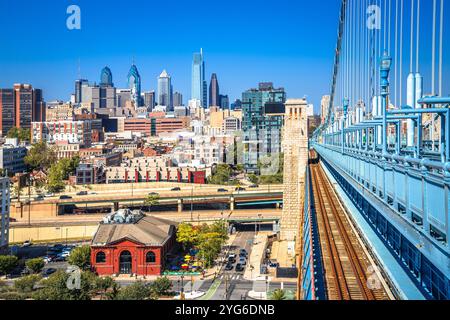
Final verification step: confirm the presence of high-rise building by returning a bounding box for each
[128,64,142,108]
[0,177,10,254]
[75,79,89,103]
[173,92,183,107]
[230,99,242,110]
[33,88,46,122]
[209,73,220,107]
[13,84,45,130]
[100,66,114,87]
[219,95,229,109]
[320,95,330,124]
[143,91,156,110]
[191,48,207,107]
[0,89,15,136]
[242,82,286,173]
[158,70,173,111]
[81,83,116,111]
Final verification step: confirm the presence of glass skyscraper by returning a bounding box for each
[127,64,142,108]
[191,48,207,107]
[158,70,173,111]
[242,82,286,173]
[100,66,114,87]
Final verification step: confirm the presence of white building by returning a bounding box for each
[31,120,92,147]
[0,177,10,253]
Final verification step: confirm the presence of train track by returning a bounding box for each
[309,150,389,300]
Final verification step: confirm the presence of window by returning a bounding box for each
[96,251,106,263]
[146,251,156,263]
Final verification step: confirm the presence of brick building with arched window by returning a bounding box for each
[90,210,177,276]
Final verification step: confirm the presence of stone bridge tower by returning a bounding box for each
[280,99,309,241]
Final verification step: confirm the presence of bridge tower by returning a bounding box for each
[280,99,309,241]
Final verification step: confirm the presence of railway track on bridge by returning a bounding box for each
[310,151,389,300]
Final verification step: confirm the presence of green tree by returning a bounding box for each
[24,141,57,172]
[149,276,173,297]
[33,270,96,300]
[116,281,151,300]
[47,163,66,193]
[14,274,42,293]
[94,276,115,300]
[269,289,287,300]
[207,164,232,185]
[0,255,18,275]
[248,173,259,184]
[143,194,160,212]
[6,127,30,142]
[67,245,91,270]
[25,258,45,274]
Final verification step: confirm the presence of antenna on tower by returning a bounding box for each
[77,58,81,79]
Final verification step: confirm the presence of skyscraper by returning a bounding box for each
[219,95,229,109]
[209,73,220,107]
[158,70,173,111]
[0,89,15,136]
[75,79,88,103]
[100,66,114,87]
[128,64,142,108]
[173,91,183,107]
[143,91,156,110]
[242,82,286,173]
[191,48,207,107]
[14,84,45,129]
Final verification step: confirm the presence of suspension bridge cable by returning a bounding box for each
[400,0,404,106]
[438,0,443,96]
[416,0,421,72]
[432,0,437,95]
[395,0,399,107]
[410,0,415,72]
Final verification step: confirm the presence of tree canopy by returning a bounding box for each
[67,245,91,270]
[6,127,30,142]
[24,141,57,172]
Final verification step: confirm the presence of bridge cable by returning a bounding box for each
[410,0,415,73]
[438,0,444,97]
[416,0,421,73]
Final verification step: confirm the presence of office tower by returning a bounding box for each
[231,99,242,110]
[14,84,45,130]
[128,64,142,108]
[209,73,220,107]
[75,79,89,103]
[117,89,132,108]
[173,91,183,107]
[100,66,114,87]
[0,89,15,136]
[158,70,173,110]
[81,83,116,110]
[320,95,330,124]
[33,88,46,122]
[219,95,229,109]
[143,91,156,110]
[242,82,286,173]
[191,48,207,107]
[0,177,10,254]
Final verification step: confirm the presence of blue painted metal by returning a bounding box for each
[236,200,282,206]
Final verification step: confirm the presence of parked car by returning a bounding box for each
[227,254,236,264]
[76,191,88,196]
[224,263,234,271]
[44,192,54,197]
[235,263,245,272]
[171,187,181,191]
[239,249,248,257]
[59,195,72,200]
[22,240,32,248]
[9,217,17,223]
[34,195,44,201]
[238,257,247,265]
[42,256,53,264]
[217,188,228,192]
[42,268,57,277]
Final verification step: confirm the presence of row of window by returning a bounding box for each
[95,251,156,264]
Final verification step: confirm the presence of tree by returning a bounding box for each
[32,270,97,300]
[67,245,91,270]
[47,163,66,193]
[143,194,160,212]
[14,274,42,293]
[248,173,259,184]
[24,141,57,172]
[94,276,115,300]
[150,276,173,297]
[176,223,199,250]
[208,164,232,185]
[6,127,30,142]
[269,289,287,300]
[0,255,18,275]
[116,281,151,300]
[25,258,45,274]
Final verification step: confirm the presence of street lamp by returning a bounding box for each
[380,51,392,155]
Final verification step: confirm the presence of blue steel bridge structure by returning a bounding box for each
[302,0,449,300]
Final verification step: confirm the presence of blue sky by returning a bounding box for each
[0,0,448,112]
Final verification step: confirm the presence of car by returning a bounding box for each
[235,187,246,192]
[224,263,234,271]
[42,256,53,264]
[76,191,88,196]
[148,192,159,196]
[52,255,66,262]
[59,251,71,258]
[171,187,181,191]
[89,192,98,195]
[44,192,54,197]
[238,257,247,265]
[227,255,236,264]
[217,188,228,192]
[9,217,17,223]
[22,240,32,248]
[235,263,245,272]
[249,184,259,188]
[34,195,44,201]
[42,268,57,277]
[59,195,72,200]
[239,251,248,258]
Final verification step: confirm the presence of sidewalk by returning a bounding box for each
[243,232,270,280]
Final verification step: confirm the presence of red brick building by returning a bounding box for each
[91,211,177,276]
